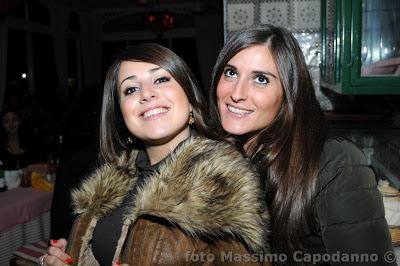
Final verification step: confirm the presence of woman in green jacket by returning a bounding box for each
[208,25,395,265]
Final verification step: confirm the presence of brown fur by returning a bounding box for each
[72,137,269,252]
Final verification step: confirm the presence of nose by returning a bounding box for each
[230,79,247,102]
[139,85,158,103]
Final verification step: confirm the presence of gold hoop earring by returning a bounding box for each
[127,137,134,144]
[188,112,194,125]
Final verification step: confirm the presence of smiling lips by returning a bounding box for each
[141,107,169,119]
[226,104,253,116]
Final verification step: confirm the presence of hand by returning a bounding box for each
[40,238,73,266]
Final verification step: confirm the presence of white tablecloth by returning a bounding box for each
[0,211,50,266]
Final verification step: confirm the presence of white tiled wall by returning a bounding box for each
[292,0,320,31]
[224,0,321,35]
[259,1,290,29]
[226,2,255,31]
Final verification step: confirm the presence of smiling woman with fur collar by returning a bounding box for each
[40,43,270,266]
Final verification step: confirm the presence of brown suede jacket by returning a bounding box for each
[66,137,271,265]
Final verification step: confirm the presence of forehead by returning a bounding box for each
[228,45,277,70]
[3,112,18,120]
[118,61,164,79]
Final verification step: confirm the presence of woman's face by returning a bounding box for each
[118,61,191,147]
[216,45,283,136]
[2,112,20,135]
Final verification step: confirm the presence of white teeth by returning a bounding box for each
[142,108,168,118]
[227,105,252,114]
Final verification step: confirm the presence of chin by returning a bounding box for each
[144,127,186,145]
[222,123,250,136]
[145,131,172,142]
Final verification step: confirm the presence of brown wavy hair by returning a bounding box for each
[209,25,328,258]
[100,43,209,164]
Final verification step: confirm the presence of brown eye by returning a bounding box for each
[124,87,139,95]
[155,76,170,84]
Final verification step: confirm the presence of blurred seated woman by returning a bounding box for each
[0,108,39,188]
[41,43,269,266]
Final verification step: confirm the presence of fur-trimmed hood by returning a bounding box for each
[72,137,269,252]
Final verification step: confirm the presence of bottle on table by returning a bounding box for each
[0,160,7,192]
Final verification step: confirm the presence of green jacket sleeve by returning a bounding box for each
[315,139,395,266]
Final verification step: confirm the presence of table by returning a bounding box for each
[0,187,52,266]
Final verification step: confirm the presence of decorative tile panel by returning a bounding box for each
[260,1,290,29]
[224,0,322,37]
[226,2,255,31]
[326,0,335,33]
[293,0,320,32]
[325,0,336,83]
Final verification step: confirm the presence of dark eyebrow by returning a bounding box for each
[224,64,237,72]
[253,70,278,79]
[149,67,162,73]
[119,67,162,88]
[225,64,278,79]
[119,75,137,88]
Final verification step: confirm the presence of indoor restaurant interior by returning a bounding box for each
[0,0,399,265]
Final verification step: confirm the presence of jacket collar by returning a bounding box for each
[72,136,269,252]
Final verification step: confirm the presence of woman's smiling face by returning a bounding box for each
[2,111,20,135]
[118,61,191,147]
[216,45,283,136]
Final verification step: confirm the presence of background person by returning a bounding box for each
[0,108,38,169]
[0,108,41,188]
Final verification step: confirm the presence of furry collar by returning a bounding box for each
[72,137,269,252]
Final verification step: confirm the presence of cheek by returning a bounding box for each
[120,98,138,120]
[168,89,190,110]
[271,89,284,112]
[256,94,282,119]
[216,80,228,105]
[119,100,129,117]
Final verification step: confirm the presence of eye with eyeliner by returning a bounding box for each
[155,76,171,84]
[254,74,269,85]
[223,67,237,78]
[123,86,140,96]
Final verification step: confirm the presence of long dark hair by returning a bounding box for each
[0,108,27,150]
[209,25,328,257]
[100,43,209,164]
